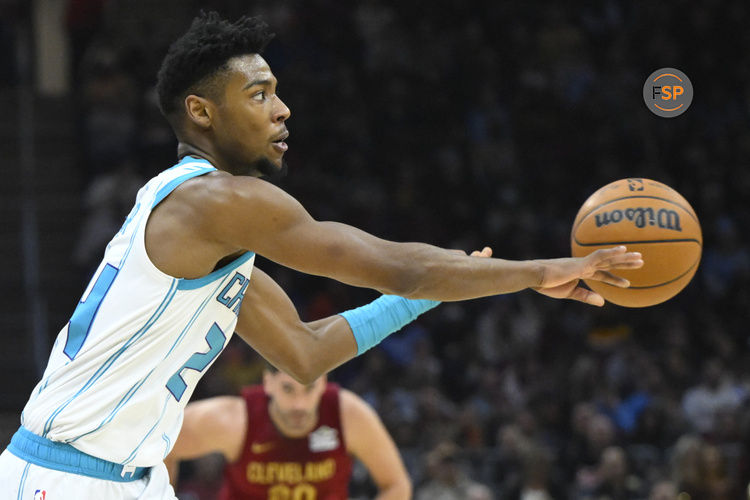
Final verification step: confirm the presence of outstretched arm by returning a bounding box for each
[340,389,412,500]
[172,174,642,303]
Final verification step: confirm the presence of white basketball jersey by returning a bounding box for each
[20,156,255,467]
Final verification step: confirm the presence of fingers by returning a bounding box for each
[590,246,643,269]
[588,270,630,288]
[452,247,492,257]
[470,246,493,258]
[568,286,605,307]
[605,258,644,269]
[536,281,606,306]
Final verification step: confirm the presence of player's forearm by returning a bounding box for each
[268,221,543,301]
[383,242,544,301]
[246,315,358,384]
[295,295,441,382]
[308,315,357,380]
[288,297,436,383]
[297,316,358,381]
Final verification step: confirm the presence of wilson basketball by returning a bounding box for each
[571,178,702,307]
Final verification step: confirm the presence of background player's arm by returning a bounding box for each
[163,396,246,487]
[235,267,358,382]
[340,389,412,500]
[191,175,642,303]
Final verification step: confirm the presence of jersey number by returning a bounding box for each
[166,323,226,401]
[268,484,317,500]
[64,263,119,360]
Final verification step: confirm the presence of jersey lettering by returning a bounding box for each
[166,322,226,401]
[64,264,119,359]
[217,272,249,315]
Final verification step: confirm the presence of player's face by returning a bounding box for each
[264,371,326,436]
[212,54,291,176]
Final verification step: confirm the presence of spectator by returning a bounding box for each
[647,479,678,500]
[681,358,746,435]
[416,441,493,500]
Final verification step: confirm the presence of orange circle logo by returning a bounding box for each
[643,68,693,118]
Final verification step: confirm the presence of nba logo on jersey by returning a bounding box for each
[34,490,46,500]
[309,426,339,452]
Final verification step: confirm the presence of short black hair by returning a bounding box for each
[156,11,275,117]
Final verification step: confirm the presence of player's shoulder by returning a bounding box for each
[175,170,264,200]
[339,389,376,421]
[172,170,288,212]
[339,389,386,455]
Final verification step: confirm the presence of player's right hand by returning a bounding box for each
[532,246,643,306]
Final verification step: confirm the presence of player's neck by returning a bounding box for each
[176,142,268,177]
[177,142,220,168]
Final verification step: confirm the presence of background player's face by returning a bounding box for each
[263,370,327,436]
[211,54,290,175]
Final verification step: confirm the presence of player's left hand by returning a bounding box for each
[470,246,492,258]
[449,246,493,258]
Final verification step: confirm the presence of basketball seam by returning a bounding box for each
[571,195,699,236]
[572,238,702,246]
[594,258,700,290]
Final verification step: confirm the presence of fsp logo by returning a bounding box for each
[642,68,693,118]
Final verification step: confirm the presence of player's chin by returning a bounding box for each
[271,157,284,169]
[286,418,308,429]
[254,156,287,179]
[267,152,286,170]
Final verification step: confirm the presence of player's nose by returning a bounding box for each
[273,95,290,123]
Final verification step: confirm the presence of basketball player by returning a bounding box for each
[0,12,642,499]
[164,363,411,499]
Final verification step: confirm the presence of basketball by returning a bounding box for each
[571,178,702,307]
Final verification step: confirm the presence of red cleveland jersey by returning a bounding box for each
[218,384,353,500]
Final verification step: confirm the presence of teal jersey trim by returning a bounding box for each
[8,427,149,482]
[152,167,215,209]
[177,251,255,290]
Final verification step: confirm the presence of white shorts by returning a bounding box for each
[0,448,177,500]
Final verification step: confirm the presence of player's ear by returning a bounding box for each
[184,94,213,129]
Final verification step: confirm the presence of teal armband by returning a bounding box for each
[340,295,440,355]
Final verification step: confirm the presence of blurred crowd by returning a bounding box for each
[60,0,750,498]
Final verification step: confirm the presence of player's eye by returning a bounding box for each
[252,91,266,101]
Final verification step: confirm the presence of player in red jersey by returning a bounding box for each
[165,363,411,499]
